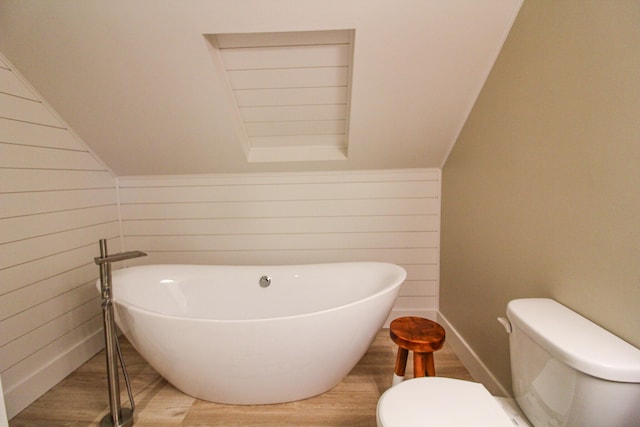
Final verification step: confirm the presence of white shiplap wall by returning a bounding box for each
[0,55,119,418]
[0,52,442,419]
[118,169,441,320]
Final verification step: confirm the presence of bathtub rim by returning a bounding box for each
[108,261,407,323]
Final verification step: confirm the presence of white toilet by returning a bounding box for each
[377,298,640,426]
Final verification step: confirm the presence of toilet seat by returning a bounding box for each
[376,377,516,427]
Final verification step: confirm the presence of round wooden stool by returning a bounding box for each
[390,316,446,385]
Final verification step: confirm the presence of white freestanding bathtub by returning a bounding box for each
[105,262,406,404]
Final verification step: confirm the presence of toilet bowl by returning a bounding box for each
[376,377,529,427]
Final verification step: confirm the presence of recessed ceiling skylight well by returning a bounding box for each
[205,30,354,163]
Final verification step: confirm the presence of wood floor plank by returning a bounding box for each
[9,329,474,426]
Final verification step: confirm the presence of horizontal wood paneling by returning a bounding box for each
[0,205,117,244]
[119,180,438,203]
[0,117,81,150]
[119,169,441,316]
[0,93,60,127]
[0,143,101,170]
[1,189,117,218]
[124,232,435,252]
[0,275,97,345]
[1,317,103,396]
[245,119,345,137]
[120,198,439,219]
[211,30,354,161]
[394,296,439,310]
[0,56,118,418]
[221,44,351,70]
[0,297,100,372]
[405,264,440,281]
[400,281,439,296]
[235,86,348,107]
[0,241,116,296]
[229,67,348,90]
[240,104,347,123]
[0,265,98,322]
[122,215,437,236]
[0,222,118,270]
[249,135,346,149]
[128,248,438,266]
[119,169,439,186]
[215,30,351,49]
[0,169,114,193]
[0,68,35,100]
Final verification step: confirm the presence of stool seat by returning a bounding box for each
[389,316,445,383]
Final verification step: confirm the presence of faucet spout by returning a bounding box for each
[94,250,147,265]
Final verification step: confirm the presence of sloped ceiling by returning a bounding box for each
[0,0,522,176]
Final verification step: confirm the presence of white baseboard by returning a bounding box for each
[436,312,511,397]
[0,376,8,427]
[4,330,104,419]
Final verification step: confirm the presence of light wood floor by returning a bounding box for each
[10,329,474,426]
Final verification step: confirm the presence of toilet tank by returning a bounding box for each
[506,298,640,427]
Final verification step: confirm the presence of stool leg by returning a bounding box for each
[425,352,436,377]
[413,353,426,377]
[393,347,408,386]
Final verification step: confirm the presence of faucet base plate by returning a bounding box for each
[100,407,133,427]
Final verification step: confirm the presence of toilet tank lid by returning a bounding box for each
[507,298,640,383]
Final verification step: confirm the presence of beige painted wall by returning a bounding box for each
[441,0,640,392]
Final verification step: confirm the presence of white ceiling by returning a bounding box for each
[0,0,522,176]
